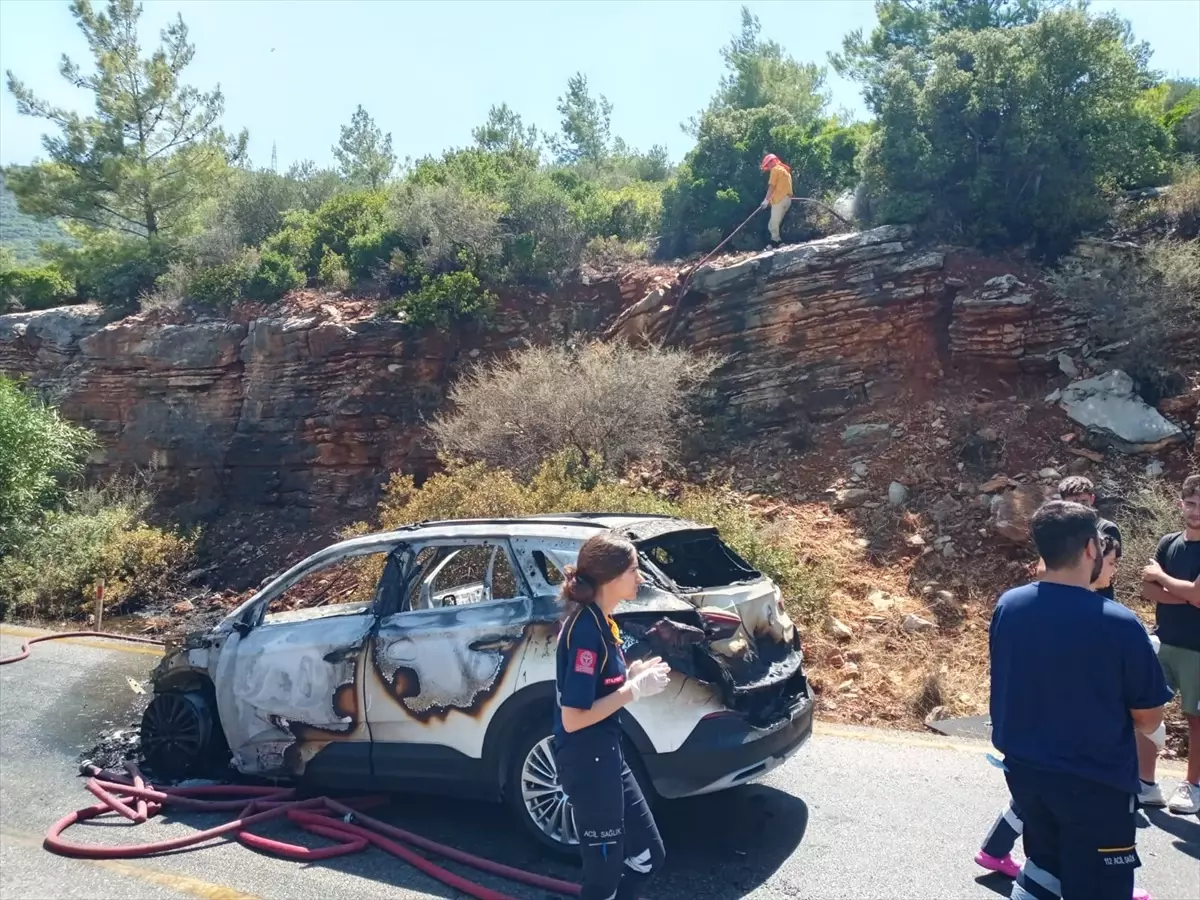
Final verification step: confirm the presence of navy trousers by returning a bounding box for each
[558,734,665,900]
[1003,762,1139,900]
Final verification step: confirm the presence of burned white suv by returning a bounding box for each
[142,514,813,852]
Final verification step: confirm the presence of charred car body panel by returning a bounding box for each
[147,514,812,828]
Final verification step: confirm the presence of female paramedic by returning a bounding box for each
[554,531,672,900]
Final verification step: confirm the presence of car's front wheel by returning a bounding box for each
[503,711,654,858]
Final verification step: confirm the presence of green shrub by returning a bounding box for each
[578,181,663,243]
[317,248,351,291]
[46,232,172,309]
[183,250,258,309]
[499,169,586,284]
[0,376,97,554]
[0,262,75,312]
[582,236,651,271]
[307,190,389,273]
[0,479,195,620]
[389,181,504,277]
[385,270,496,329]
[260,209,317,272]
[246,251,306,302]
[369,452,831,623]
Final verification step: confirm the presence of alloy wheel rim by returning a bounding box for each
[520,736,578,846]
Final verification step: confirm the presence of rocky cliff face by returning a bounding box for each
[610,225,1079,428]
[1,225,1083,524]
[0,280,644,521]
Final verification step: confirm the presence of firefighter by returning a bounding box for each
[760,153,793,243]
[554,531,671,900]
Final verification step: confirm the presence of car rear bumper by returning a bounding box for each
[641,691,813,799]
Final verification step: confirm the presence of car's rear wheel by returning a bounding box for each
[503,711,654,858]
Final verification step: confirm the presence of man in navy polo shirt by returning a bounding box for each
[989,501,1172,900]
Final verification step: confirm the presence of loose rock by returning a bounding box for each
[830,487,873,510]
[888,481,909,506]
[826,617,854,641]
[842,423,892,446]
[902,613,937,634]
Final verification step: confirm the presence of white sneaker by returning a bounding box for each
[1139,781,1166,807]
[1167,781,1200,815]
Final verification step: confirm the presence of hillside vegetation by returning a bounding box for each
[0,173,72,263]
[0,0,1196,317]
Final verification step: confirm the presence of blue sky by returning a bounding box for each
[1,0,1197,171]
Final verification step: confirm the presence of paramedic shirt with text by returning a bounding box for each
[553,604,628,746]
[989,582,1172,794]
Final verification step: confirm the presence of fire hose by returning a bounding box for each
[2,633,583,898]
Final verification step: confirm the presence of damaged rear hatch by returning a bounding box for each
[615,522,807,727]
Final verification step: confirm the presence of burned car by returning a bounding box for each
[142,514,813,852]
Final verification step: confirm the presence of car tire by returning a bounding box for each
[139,689,226,777]
[503,709,655,859]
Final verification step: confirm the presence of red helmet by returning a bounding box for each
[761,153,779,171]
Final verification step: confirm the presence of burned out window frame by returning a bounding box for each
[239,541,408,630]
[631,528,761,593]
[377,536,534,619]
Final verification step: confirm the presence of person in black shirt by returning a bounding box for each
[554,531,671,900]
[990,501,1170,900]
[976,477,1130,882]
[1137,473,1200,816]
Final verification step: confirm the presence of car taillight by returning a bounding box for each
[699,608,742,639]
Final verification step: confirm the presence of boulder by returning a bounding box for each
[1059,370,1185,454]
[888,481,909,506]
[990,483,1053,543]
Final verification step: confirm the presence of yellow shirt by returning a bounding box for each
[767,165,792,204]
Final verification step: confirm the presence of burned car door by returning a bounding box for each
[364,538,533,788]
[212,546,405,782]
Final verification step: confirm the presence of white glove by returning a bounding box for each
[627,661,671,701]
[1147,723,1167,750]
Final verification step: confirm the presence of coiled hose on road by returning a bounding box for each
[2,632,582,900]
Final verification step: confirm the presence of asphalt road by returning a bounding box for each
[2,626,1197,900]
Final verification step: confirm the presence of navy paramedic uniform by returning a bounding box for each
[554,604,665,900]
[989,582,1172,900]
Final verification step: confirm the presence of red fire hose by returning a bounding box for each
[51,763,583,899]
[0,630,166,665]
[3,634,583,898]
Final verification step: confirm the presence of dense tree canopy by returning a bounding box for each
[1,0,1192,315]
[832,0,1073,111]
[858,8,1170,253]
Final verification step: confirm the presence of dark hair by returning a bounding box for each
[1182,474,1200,500]
[1032,500,1099,570]
[1057,476,1095,500]
[561,532,637,605]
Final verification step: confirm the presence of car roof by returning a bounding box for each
[381,512,711,543]
[220,513,717,627]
